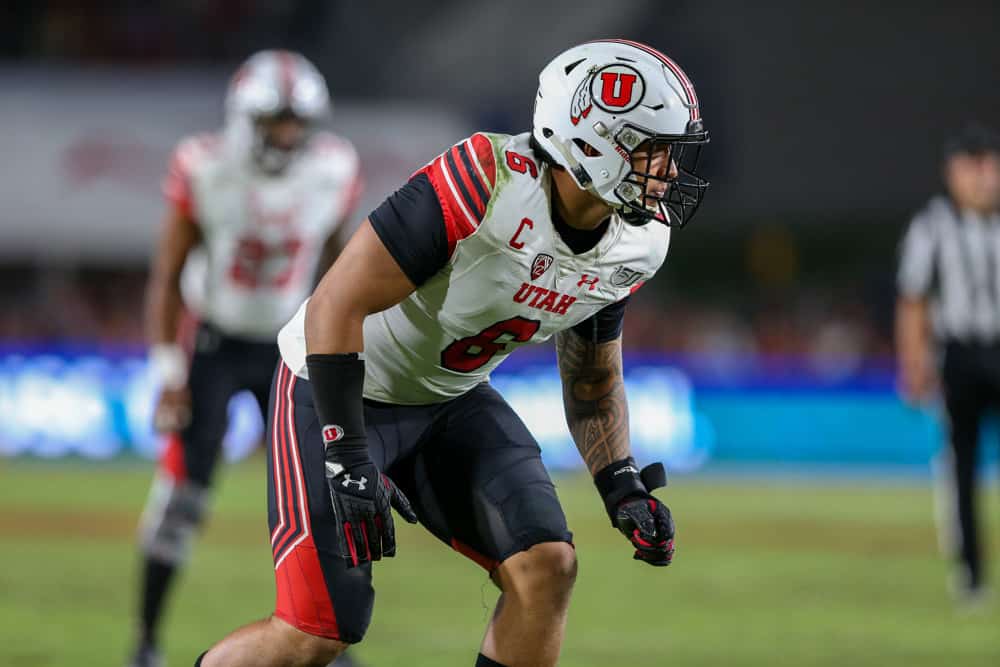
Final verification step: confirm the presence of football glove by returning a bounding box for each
[594,458,675,567]
[325,447,417,567]
[306,352,418,569]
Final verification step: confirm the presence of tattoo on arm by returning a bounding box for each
[555,329,631,474]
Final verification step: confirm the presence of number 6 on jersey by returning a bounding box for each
[441,316,541,372]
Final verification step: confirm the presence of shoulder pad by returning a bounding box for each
[162,134,219,216]
[414,132,501,251]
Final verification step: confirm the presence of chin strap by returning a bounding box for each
[547,133,596,191]
[547,131,660,227]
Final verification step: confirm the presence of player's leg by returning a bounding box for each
[479,542,577,666]
[395,383,575,667]
[130,336,237,666]
[200,616,346,667]
[244,339,281,429]
[242,345,363,667]
[200,363,415,666]
[939,345,986,598]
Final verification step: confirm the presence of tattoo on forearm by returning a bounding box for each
[555,330,631,474]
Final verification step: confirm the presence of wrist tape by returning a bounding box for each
[593,457,647,525]
[150,343,188,389]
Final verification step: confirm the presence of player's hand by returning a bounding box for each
[153,386,191,433]
[614,491,675,567]
[898,351,937,405]
[325,453,418,567]
[596,460,675,566]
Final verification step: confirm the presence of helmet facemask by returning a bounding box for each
[612,122,709,227]
[250,109,311,175]
[532,40,711,227]
[225,51,330,175]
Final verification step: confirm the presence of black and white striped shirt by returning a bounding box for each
[898,195,1000,343]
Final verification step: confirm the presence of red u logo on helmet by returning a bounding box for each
[590,64,645,113]
[600,72,637,107]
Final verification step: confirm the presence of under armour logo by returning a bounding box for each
[577,274,599,291]
[341,474,368,491]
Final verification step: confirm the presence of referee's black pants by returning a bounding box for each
[940,341,1000,589]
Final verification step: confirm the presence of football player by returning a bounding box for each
[128,51,362,667]
[195,39,709,667]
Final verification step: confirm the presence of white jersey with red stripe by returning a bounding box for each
[164,130,361,340]
[278,132,669,404]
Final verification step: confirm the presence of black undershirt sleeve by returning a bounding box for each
[368,173,449,287]
[571,296,630,343]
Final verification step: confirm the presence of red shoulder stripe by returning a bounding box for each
[433,153,479,233]
[416,134,500,254]
[162,146,194,218]
[468,133,497,189]
[448,145,487,218]
[161,135,219,220]
[416,155,477,256]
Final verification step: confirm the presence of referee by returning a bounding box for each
[896,123,1000,604]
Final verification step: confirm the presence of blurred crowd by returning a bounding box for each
[631,294,888,369]
[0,262,892,379]
[0,266,146,343]
[4,1,328,62]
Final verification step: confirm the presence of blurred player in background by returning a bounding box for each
[896,123,1000,606]
[128,50,362,667]
[195,39,708,667]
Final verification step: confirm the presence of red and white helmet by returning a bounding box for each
[224,50,330,172]
[532,39,709,226]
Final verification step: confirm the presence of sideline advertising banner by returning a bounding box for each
[0,347,951,473]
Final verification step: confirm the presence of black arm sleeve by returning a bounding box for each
[570,296,630,343]
[368,173,449,287]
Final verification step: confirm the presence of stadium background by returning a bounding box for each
[2,1,999,665]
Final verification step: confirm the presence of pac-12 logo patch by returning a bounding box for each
[322,424,345,444]
[610,265,644,287]
[531,253,554,281]
[591,64,645,113]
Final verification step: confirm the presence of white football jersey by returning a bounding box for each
[164,131,361,340]
[278,132,669,404]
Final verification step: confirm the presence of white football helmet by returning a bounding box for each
[533,39,709,226]
[224,50,330,173]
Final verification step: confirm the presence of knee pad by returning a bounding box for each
[139,473,209,565]
[477,457,573,563]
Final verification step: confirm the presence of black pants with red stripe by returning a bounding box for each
[266,362,572,643]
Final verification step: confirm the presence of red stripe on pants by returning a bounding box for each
[271,364,341,639]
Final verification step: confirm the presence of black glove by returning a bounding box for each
[307,353,418,569]
[594,458,675,567]
[325,446,417,567]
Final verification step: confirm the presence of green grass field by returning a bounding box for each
[1,457,998,667]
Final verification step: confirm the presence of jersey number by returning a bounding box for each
[505,151,538,178]
[441,316,541,373]
[230,236,303,289]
